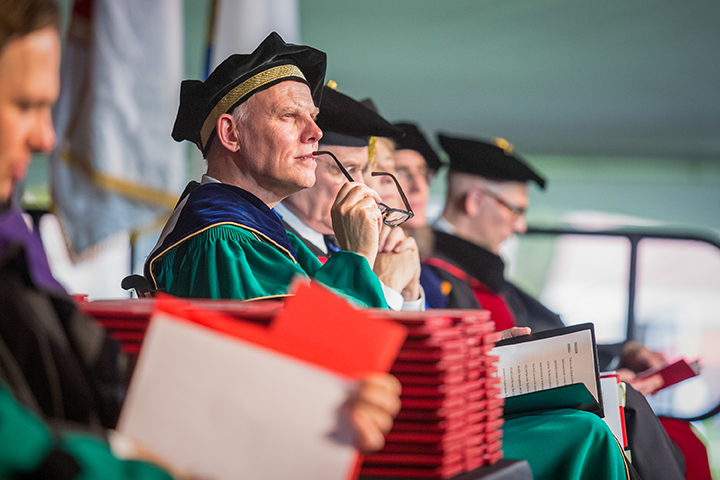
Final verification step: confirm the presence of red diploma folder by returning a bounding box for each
[635,358,700,391]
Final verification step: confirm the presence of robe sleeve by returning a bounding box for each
[155,226,387,308]
[288,232,388,309]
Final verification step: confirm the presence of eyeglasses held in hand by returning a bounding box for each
[313,150,415,227]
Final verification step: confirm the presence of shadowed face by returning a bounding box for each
[470,181,529,254]
[283,144,368,234]
[394,149,430,229]
[0,27,60,203]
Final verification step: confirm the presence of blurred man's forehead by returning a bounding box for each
[394,149,426,168]
[0,28,60,101]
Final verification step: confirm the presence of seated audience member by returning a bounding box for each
[421,133,694,480]
[392,121,444,263]
[277,87,422,309]
[0,0,127,433]
[145,34,390,309]
[393,122,443,232]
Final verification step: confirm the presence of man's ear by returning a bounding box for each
[215,113,241,152]
[464,189,481,216]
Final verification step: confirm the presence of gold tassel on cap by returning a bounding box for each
[368,136,378,168]
[326,79,338,90]
[494,138,514,156]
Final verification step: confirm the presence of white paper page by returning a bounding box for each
[117,312,357,480]
[600,373,626,445]
[491,329,598,401]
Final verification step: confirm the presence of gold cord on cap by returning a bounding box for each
[200,64,307,149]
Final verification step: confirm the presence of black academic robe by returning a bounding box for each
[421,230,685,480]
[424,231,625,367]
[0,213,127,432]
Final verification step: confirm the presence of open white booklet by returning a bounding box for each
[490,323,604,416]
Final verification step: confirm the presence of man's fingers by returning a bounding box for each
[335,182,382,206]
[392,236,417,254]
[628,373,665,396]
[346,374,402,452]
[498,327,531,341]
[380,226,409,252]
[362,372,403,395]
[353,375,402,417]
[350,407,388,452]
[378,225,394,249]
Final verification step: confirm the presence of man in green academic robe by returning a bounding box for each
[144,33,389,309]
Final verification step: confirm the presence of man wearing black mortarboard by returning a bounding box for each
[144,32,402,452]
[145,33,387,307]
[421,133,690,480]
[277,85,425,310]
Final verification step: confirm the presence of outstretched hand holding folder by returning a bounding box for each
[116,281,407,480]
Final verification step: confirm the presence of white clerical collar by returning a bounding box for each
[274,202,328,254]
[433,216,457,235]
[201,174,221,185]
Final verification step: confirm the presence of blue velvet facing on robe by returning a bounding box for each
[145,183,387,308]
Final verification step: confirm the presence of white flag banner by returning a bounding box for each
[50,0,185,257]
[208,0,300,72]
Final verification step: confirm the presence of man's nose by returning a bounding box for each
[302,117,322,144]
[513,214,527,234]
[31,111,56,154]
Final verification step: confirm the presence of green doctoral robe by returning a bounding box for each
[145,182,386,308]
[503,409,630,480]
[0,383,173,480]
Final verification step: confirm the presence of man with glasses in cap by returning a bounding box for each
[145,33,388,309]
[277,86,423,310]
[421,133,690,480]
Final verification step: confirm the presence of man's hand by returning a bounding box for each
[620,341,667,373]
[331,182,383,268]
[373,226,422,301]
[617,341,668,396]
[346,373,402,452]
[617,368,665,396]
[498,327,532,341]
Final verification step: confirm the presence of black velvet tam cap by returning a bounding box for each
[437,133,546,189]
[172,32,326,154]
[394,122,443,172]
[316,86,404,147]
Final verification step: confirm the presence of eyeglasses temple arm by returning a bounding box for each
[313,150,355,183]
[371,172,414,215]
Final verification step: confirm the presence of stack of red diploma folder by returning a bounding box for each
[360,309,503,479]
[81,298,504,479]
